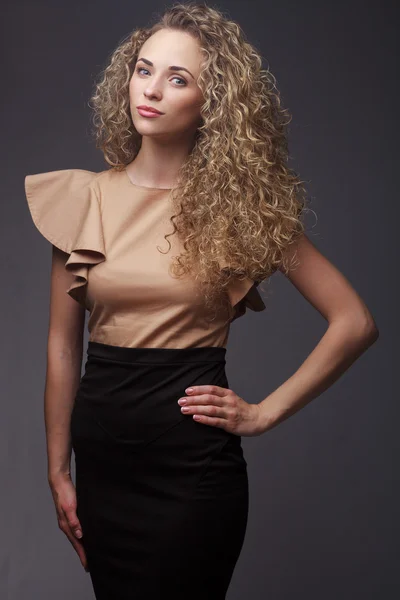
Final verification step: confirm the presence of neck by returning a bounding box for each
[127,135,196,188]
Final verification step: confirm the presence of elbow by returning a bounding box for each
[364,320,379,344]
[333,309,380,347]
[354,314,380,347]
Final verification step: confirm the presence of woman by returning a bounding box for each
[24,3,379,599]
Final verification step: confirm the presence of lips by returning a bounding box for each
[137,105,163,114]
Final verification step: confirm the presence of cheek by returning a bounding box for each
[129,76,143,101]
[129,78,136,99]
[170,92,202,119]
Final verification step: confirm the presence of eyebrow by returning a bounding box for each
[136,57,195,80]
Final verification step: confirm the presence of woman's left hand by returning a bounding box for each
[177,385,263,437]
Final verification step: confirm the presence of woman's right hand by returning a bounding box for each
[48,472,89,572]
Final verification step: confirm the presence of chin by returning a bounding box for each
[132,121,158,133]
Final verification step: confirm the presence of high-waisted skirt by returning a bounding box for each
[70,341,249,600]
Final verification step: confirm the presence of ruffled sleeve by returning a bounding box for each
[218,258,266,321]
[24,169,106,307]
[226,277,266,321]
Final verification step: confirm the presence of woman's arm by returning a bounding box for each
[257,233,379,433]
[45,246,85,480]
[44,246,89,570]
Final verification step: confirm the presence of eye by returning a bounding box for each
[171,76,187,86]
[135,66,187,86]
[136,66,149,76]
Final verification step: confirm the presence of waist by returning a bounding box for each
[87,341,227,365]
[73,342,232,448]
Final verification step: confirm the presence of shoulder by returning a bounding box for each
[23,166,108,256]
[23,167,109,306]
[24,167,111,201]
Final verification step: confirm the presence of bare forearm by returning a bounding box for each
[45,336,83,479]
[257,316,379,434]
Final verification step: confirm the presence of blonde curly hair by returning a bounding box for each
[89,1,310,317]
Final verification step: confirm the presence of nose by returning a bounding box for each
[144,79,163,99]
[144,90,162,104]
[144,88,161,100]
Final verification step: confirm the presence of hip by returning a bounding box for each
[70,341,246,467]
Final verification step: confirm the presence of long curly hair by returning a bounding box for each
[89,1,310,316]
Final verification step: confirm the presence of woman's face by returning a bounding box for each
[129,29,204,141]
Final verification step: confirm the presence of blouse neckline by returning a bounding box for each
[123,167,172,191]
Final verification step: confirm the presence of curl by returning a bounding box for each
[88,2,312,319]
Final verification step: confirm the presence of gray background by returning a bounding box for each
[3,0,397,598]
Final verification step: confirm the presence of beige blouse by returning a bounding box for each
[24,167,266,349]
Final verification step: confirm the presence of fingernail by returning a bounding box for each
[186,388,193,393]
[76,530,83,538]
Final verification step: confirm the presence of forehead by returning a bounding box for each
[139,29,202,70]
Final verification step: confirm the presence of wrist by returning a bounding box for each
[256,397,281,434]
[48,469,71,484]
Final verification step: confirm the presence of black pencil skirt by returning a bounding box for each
[70,341,249,600]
